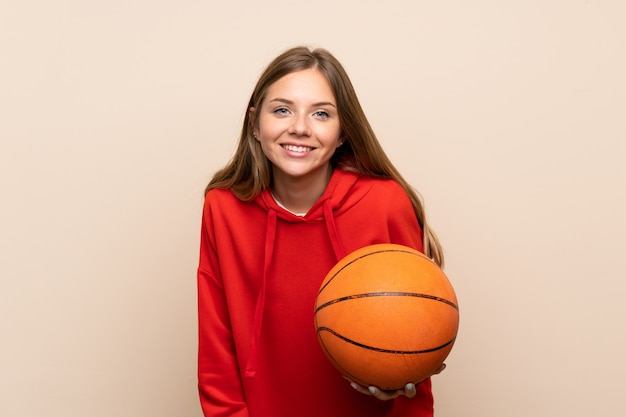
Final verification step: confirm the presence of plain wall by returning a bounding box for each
[1,1,624,416]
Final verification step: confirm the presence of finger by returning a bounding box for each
[404,383,417,399]
[345,378,373,396]
[368,386,389,400]
[353,382,372,395]
[433,363,447,375]
[368,386,402,401]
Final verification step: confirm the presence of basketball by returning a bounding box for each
[314,243,459,390]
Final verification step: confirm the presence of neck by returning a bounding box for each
[271,166,332,214]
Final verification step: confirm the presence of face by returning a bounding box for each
[252,68,342,187]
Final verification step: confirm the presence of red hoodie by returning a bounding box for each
[197,169,434,417]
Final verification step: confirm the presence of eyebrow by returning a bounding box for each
[268,98,336,108]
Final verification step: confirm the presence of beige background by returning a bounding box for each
[1,1,625,416]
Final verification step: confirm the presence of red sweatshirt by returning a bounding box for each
[197,169,434,417]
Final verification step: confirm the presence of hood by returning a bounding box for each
[245,169,364,378]
[254,169,362,221]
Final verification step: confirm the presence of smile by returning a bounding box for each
[282,144,313,153]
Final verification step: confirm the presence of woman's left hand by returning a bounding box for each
[350,381,418,400]
[346,363,447,401]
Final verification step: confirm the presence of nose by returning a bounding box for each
[288,113,311,136]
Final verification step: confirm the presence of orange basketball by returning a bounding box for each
[314,243,459,390]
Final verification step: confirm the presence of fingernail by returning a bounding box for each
[406,383,415,391]
[351,382,359,390]
[368,386,377,394]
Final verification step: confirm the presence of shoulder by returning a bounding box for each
[203,188,269,220]
[205,187,237,204]
[357,176,411,204]
[360,177,419,225]
[334,168,406,197]
[332,173,415,219]
[203,188,249,216]
[204,188,232,209]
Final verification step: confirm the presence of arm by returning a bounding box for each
[347,180,444,400]
[197,205,249,417]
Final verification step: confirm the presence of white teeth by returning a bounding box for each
[283,144,312,153]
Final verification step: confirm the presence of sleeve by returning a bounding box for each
[386,181,425,254]
[386,183,436,415]
[197,199,250,417]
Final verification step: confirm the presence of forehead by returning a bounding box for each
[265,68,335,103]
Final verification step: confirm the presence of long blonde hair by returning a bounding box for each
[206,46,444,267]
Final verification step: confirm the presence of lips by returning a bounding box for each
[282,144,313,153]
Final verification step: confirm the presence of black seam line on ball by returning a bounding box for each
[317,327,456,354]
[314,292,459,314]
[317,248,421,295]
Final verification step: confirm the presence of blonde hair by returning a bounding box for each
[206,46,444,266]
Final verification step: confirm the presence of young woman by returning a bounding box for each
[197,46,445,417]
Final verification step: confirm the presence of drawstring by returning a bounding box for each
[323,200,346,261]
[245,199,346,378]
[245,209,277,378]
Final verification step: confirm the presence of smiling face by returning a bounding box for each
[251,68,343,190]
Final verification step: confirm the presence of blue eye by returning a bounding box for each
[274,107,290,115]
[314,111,329,119]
